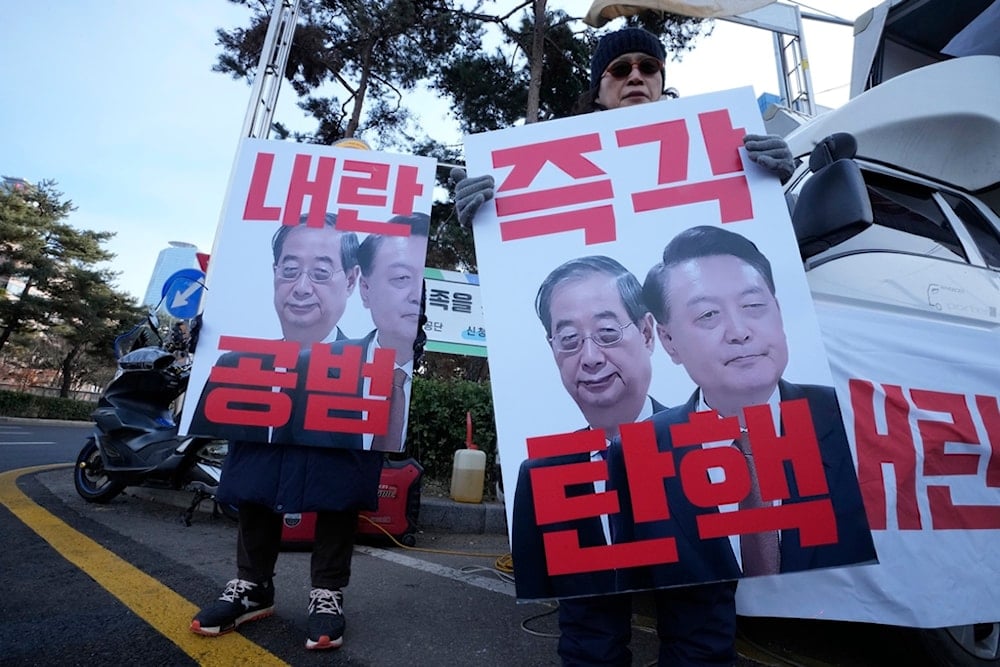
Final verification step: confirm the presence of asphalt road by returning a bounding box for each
[0,420,945,666]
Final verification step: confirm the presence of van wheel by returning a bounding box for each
[920,624,1000,666]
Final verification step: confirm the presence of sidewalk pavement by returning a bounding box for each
[134,485,509,536]
[3,416,509,536]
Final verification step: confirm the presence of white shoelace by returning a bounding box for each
[219,578,257,603]
[308,588,343,615]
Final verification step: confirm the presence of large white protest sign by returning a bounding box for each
[464,87,875,601]
[180,138,436,453]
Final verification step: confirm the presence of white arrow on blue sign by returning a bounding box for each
[161,268,206,319]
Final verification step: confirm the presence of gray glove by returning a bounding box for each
[743,133,796,183]
[450,167,495,227]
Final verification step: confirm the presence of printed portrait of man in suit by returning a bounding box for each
[609,224,876,590]
[511,255,660,601]
[511,254,742,665]
[287,212,430,453]
[271,213,360,346]
[187,212,359,442]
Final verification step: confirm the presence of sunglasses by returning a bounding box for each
[604,57,663,80]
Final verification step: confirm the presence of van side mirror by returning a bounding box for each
[791,133,874,260]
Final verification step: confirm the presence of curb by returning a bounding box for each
[11,418,509,536]
[419,496,507,535]
[129,487,508,536]
[1,416,93,427]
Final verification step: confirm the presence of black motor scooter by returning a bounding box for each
[73,311,234,525]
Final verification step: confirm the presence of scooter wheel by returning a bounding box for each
[74,437,125,503]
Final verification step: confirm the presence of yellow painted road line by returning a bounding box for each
[0,464,287,666]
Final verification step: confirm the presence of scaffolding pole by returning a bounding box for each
[239,0,301,140]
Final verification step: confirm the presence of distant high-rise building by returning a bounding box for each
[142,242,200,308]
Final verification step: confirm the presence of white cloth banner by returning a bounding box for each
[737,291,1000,626]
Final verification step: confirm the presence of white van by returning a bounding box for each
[739,2,1000,664]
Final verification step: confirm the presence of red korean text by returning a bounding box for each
[491,108,751,246]
[301,342,396,435]
[242,151,423,236]
[201,337,398,437]
[202,336,299,427]
[851,380,1000,530]
[527,400,835,574]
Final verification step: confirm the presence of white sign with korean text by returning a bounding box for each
[179,138,436,453]
[423,268,486,357]
[738,294,1000,627]
[465,88,875,600]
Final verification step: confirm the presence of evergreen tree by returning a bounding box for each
[46,266,144,397]
[436,5,710,131]
[214,0,483,147]
[0,181,114,354]
[211,2,711,383]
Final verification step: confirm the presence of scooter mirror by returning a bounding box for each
[148,311,159,330]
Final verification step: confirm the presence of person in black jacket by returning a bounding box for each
[190,213,429,652]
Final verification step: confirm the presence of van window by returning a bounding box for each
[862,172,967,262]
[941,192,1000,270]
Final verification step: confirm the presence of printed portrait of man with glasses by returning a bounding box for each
[283,212,429,453]
[271,213,361,347]
[511,255,665,603]
[187,212,360,443]
[509,253,744,663]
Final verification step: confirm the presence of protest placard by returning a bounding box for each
[180,138,436,454]
[464,87,876,600]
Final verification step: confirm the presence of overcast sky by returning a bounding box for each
[2,0,874,302]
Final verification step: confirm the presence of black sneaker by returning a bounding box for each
[190,578,274,636]
[305,588,345,650]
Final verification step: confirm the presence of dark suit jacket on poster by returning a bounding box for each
[281,330,378,450]
[613,380,875,591]
[511,397,665,601]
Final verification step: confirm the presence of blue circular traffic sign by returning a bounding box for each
[162,269,206,319]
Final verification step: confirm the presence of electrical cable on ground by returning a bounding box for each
[358,516,824,658]
[736,628,819,667]
[357,514,510,560]
[519,602,560,638]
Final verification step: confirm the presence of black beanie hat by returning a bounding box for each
[590,27,666,90]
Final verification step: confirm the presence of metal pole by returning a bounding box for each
[239,0,301,140]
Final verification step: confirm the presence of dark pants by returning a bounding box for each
[236,502,359,590]
[653,581,738,667]
[558,593,633,667]
[556,581,737,667]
